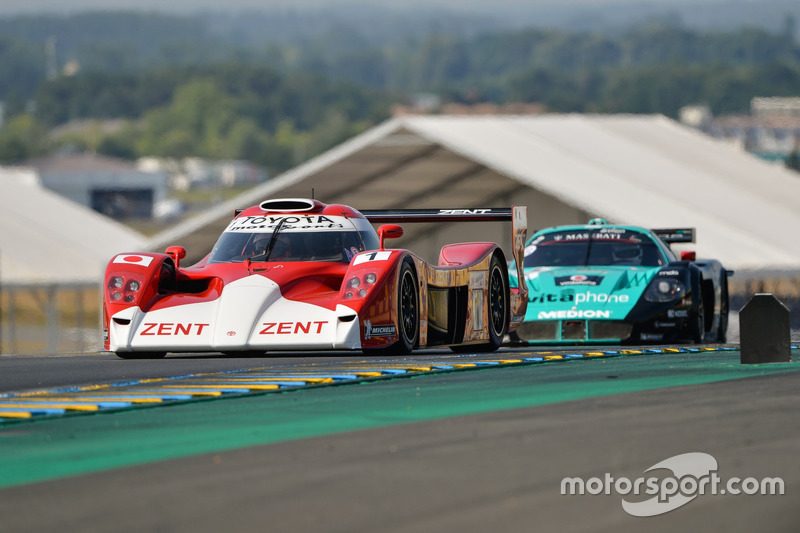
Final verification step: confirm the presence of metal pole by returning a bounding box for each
[0,248,3,355]
[46,284,59,354]
[75,287,85,353]
[9,289,17,353]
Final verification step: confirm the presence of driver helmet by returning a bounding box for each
[270,236,293,260]
[612,244,642,263]
[244,233,272,257]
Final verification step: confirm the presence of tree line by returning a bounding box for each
[0,65,389,172]
[0,12,798,169]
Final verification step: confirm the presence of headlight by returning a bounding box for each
[644,278,685,302]
[344,275,375,298]
[108,275,142,304]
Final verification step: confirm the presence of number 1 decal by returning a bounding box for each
[353,251,392,265]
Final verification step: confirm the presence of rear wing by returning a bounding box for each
[652,228,695,244]
[362,206,529,324]
[360,208,513,223]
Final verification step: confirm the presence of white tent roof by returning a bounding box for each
[1,168,146,285]
[149,114,800,272]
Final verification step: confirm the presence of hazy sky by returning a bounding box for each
[0,0,750,15]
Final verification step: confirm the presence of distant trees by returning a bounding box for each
[0,114,49,162]
[1,66,388,172]
[1,11,800,167]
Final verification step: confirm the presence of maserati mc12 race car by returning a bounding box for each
[510,219,731,344]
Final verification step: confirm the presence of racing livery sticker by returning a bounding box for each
[259,321,328,335]
[353,251,392,265]
[439,209,491,215]
[530,291,629,304]
[140,322,209,335]
[537,310,611,319]
[113,254,154,267]
[225,215,348,233]
[364,320,396,338]
[555,274,603,286]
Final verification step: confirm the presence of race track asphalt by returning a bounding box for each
[0,348,798,532]
[0,350,386,392]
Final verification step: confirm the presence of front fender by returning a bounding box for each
[103,253,173,349]
[341,249,412,349]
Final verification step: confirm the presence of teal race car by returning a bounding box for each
[509,219,731,344]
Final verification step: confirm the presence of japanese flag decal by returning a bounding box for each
[113,254,154,267]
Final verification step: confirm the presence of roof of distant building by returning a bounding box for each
[28,152,143,175]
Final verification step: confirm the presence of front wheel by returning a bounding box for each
[364,259,419,356]
[115,351,166,359]
[222,351,267,357]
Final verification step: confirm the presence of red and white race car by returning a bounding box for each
[103,198,528,358]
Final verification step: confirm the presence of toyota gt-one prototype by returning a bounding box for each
[510,219,731,344]
[104,199,528,358]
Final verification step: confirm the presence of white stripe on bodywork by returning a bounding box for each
[110,275,360,352]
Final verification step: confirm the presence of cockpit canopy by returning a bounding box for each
[524,229,668,268]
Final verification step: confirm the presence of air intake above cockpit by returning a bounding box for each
[259,198,320,212]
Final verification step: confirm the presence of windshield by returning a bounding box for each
[523,230,665,268]
[209,230,376,263]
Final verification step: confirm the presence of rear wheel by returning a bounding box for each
[691,293,705,344]
[115,351,166,359]
[716,271,729,343]
[450,254,508,353]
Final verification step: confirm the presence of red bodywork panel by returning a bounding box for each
[438,242,497,267]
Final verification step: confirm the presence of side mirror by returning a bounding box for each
[680,250,696,262]
[165,245,187,269]
[377,224,404,250]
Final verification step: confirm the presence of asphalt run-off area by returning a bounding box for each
[1,345,798,533]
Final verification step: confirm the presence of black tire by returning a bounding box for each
[450,254,509,353]
[115,351,166,359]
[222,351,267,357]
[364,259,419,355]
[691,292,705,344]
[716,271,729,343]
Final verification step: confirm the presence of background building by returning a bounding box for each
[682,97,800,164]
[28,153,169,219]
